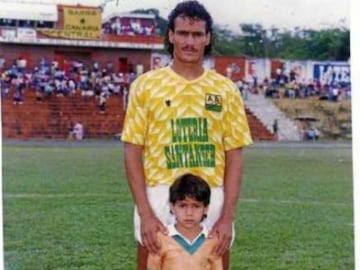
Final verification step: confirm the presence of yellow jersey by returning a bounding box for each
[122,66,252,187]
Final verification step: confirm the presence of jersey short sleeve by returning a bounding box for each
[222,80,253,150]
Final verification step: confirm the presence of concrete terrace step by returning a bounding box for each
[2,92,273,141]
[244,92,301,141]
[1,94,125,139]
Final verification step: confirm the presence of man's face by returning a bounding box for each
[169,16,210,64]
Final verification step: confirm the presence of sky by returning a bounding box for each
[0,0,350,32]
[107,0,350,31]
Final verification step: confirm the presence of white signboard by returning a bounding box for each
[1,29,16,40]
[17,28,37,41]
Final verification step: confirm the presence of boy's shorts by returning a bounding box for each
[134,184,235,245]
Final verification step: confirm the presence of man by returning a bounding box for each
[121,1,253,269]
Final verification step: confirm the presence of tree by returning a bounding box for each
[303,28,350,60]
[235,24,350,60]
[212,26,242,56]
[129,9,350,61]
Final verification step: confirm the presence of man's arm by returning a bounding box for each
[124,142,167,253]
[209,147,243,256]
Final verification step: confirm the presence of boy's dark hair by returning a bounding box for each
[169,173,211,207]
[164,0,214,57]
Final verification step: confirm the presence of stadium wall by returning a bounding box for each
[252,58,350,84]
[147,53,351,85]
[0,43,152,73]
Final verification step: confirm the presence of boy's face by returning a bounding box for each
[169,16,210,64]
[170,196,208,230]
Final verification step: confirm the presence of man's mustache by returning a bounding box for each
[181,46,198,52]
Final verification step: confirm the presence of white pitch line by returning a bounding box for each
[241,198,352,207]
[3,193,353,207]
[3,193,120,198]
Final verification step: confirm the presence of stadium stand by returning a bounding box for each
[1,88,274,140]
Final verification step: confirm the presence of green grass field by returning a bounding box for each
[2,141,354,270]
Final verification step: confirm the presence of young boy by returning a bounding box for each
[147,174,223,270]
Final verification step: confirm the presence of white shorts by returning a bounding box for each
[134,184,235,244]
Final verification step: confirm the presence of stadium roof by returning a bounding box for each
[0,2,58,22]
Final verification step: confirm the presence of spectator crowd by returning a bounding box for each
[102,17,156,36]
[0,57,136,111]
[235,68,350,103]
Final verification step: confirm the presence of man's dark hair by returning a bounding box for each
[169,173,211,207]
[164,0,214,57]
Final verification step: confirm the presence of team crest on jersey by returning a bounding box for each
[205,93,222,112]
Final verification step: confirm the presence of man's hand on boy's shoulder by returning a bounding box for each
[141,213,168,254]
[208,216,233,256]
